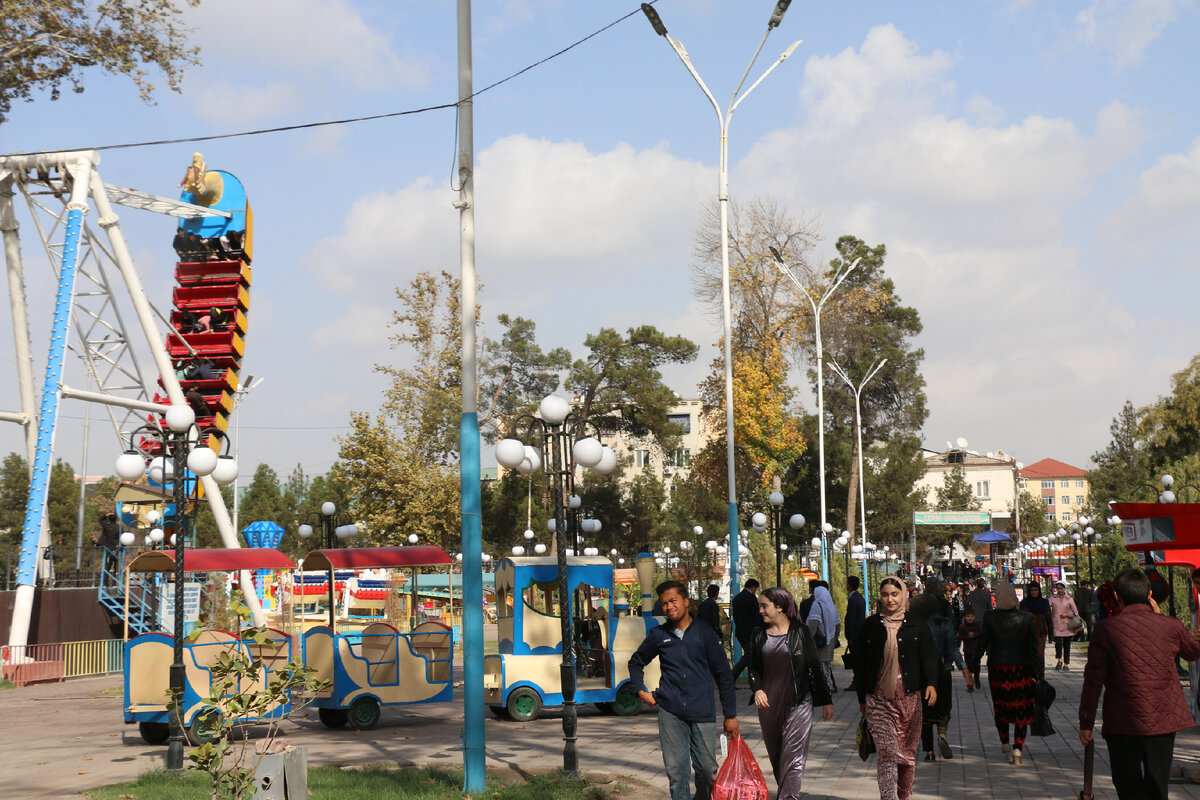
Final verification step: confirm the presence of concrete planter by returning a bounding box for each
[253,744,307,799]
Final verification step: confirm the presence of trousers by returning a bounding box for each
[1105,732,1175,800]
[658,706,719,800]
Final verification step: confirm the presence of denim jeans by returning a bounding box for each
[658,706,719,800]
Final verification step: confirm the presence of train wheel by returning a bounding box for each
[138,721,170,744]
[347,697,381,730]
[487,705,511,719]
[186,708,224,745]
[318,708,348,729]
[594,702,615,715]
[611,685,641,717]
[506,687,542,722]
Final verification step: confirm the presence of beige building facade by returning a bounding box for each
[915,448,1021,529]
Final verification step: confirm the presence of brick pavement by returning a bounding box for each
[4,645,1200,799]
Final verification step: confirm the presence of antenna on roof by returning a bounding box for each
[956,437,968,449]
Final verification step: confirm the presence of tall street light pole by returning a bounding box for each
[771,247,860,581]
[641,3,799,656]
[456,0,486,792]
[829,357,886,609]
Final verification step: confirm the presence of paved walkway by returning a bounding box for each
[3,646,1200,798]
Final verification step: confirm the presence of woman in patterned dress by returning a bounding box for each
[978,582,1039,765]
[854,577,939,800]
[747,587,836,799]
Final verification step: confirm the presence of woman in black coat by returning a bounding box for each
[978,582,1040,765]
[854,577,939,800]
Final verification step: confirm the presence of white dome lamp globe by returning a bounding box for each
[539,395,570,425]
[693,525,704,537]
[572,437,603,468]
[593,446,618,475]
[211,455,239,486]
[811,537,822,549]
[517,445,542,476]
[496,439,526,470]
[119,531,136,547]
[322,502,337,516]
[150,528,164,544]
[769,491,784,507]
[148,456,173,485]
[146,509,162,525]
[534,543,547,555]
[751,512,767,532]
[408,533,419,545]
[524,528,535,541]
[789,514,805,530]
[115,450,148,482]
[512,545,525,556]
[165,403,195,434]
[187,446,218,477]
[297,524,314,539]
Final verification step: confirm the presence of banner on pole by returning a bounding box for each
[913,511,991,526]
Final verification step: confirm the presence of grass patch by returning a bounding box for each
[86,764,625,800]
[89,686,123,697]
[0,679,14,690]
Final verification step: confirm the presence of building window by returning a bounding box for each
[666,413,692,434]
[1042,480,1054,489]
[1061,480,1070,488]
[1075,480,1085,488]
[635,450,651,469]
[1061,511,1072,521]
[665,448,692,468]
[975,480,991,499]
[1076,495,1085,505]
[1061,496,1070,505]
[1044,512,1055,522]
[1043,496,1055,507]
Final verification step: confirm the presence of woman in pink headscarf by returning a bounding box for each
[853,576,939,800]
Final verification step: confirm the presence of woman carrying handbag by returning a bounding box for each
[747,587,835,799]
[978,582,1040,765]
[854,577,939,800]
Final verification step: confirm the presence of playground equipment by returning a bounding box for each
[1,151,264,656]
[299,546,456,730]
[484,553,662,722]
[122,548,296,745]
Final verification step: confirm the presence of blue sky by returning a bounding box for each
[2,0,1198,485]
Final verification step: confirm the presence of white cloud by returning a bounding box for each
[186,0,430,93]
[189,80,304,124]
[1103,136,1200,272]
[1075,0,1192,68]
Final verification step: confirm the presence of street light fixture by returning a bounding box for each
[641,2,801,631]
[495,395,616,777]
[113,404,238,772]
[297,501,359,628]
[771,247,861,581]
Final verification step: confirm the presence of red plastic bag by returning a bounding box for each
[712,735,769,800]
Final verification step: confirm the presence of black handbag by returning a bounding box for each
[857,716,876,760]
[1035,678,1057,708]
[1031,703,1055,737]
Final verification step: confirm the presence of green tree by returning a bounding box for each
[236,464,291,535]
[566,325,698,450]
[338,271,473,548]
[0,453,29,545]
[0,0,202,124]
[935,466,979,511]
[480,314,571,442]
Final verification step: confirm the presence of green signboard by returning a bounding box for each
[912,511,991,526]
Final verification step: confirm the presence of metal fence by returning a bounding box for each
[2,546,105,590]
[2,638,124,687]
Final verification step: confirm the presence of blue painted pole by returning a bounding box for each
[460,413,485,790]
[9,178,87,650]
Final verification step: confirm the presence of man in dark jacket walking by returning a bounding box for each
[1079,568,1200,800]
[968,579,992,621]
[629,580,739,800]
[843,575,866,692]
[730,578,761,678]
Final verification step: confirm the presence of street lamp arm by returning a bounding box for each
[769,246,819,315]
[821,256,862,307]
[729,40,803,117]
[664,37,723,124]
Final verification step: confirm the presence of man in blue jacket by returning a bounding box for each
[629,580,739,800]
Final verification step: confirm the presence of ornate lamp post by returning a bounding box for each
[495,395,616,777]
[297,502,359,627]
[114,404,238,772]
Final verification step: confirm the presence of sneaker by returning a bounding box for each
[967,686,974,693]
[939,737,953,759]
[1062,664,1070,671]
[924,752,936,762]
[1054,663,1062,671]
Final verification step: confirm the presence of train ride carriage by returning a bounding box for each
[122,548,297,745]
[299,546,455,730]
[484,553,662,722]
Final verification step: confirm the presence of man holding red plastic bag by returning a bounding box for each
[629,580,741,800]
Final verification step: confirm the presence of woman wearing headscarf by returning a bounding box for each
[1018,581,1052,664]
[805,584,841,693]
[1049,580,1079,671]
[978,582,1039,765]
[855,576,939,800]
[912,579,974,762]
[747,587,835,799]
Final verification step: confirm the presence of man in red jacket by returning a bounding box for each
[1079,567,1200,799]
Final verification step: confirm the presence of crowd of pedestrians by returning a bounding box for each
[623,567,1200,800]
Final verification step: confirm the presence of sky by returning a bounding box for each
[1,0,1199,488]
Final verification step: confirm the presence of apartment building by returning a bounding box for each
[1018,458,1090,525]
[601,398,714,486]
[915,447,1021,529]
